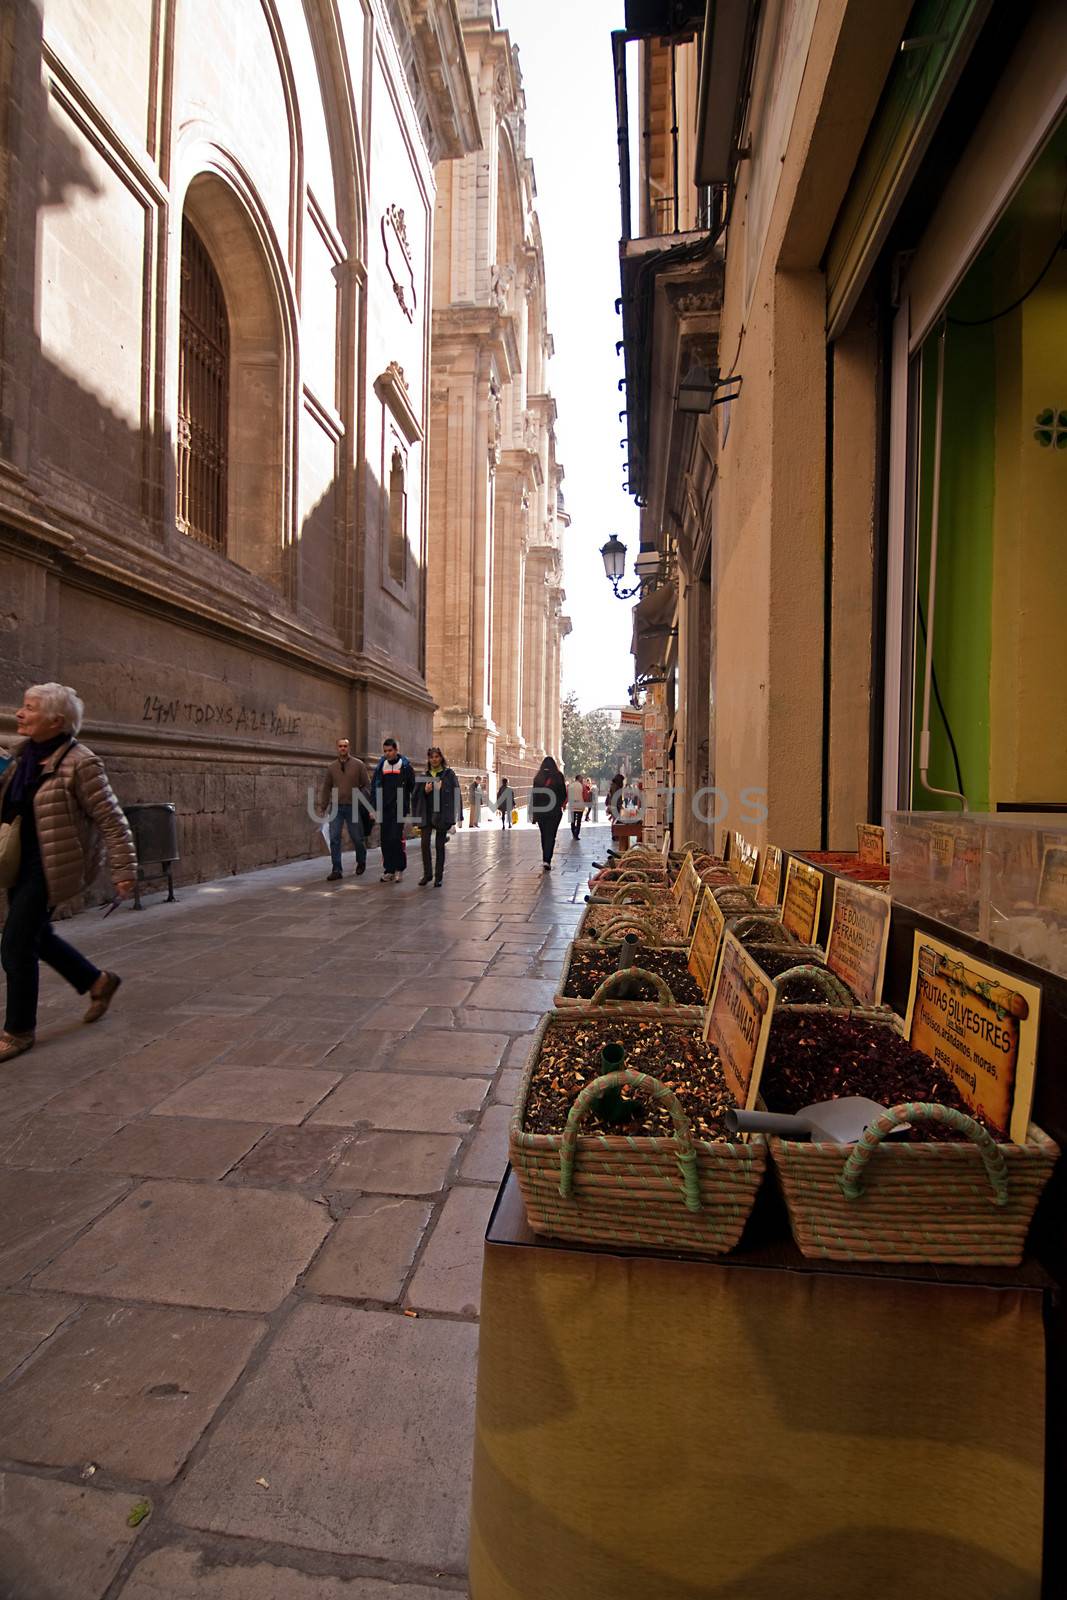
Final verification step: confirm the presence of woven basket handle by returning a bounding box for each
[838,1102,1009,1205]
[588,966,676,1006]
[558,1067,701,1211]
[611,883,660,906]
[777,964,854,1005]
[594,916,660,947]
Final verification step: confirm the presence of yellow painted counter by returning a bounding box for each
[471,1174,1046,1600]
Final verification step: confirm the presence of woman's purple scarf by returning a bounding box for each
[8,733,70,804]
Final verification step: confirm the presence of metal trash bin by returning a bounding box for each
[123,804,180,910]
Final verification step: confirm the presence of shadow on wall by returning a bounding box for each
[1,3,428,894]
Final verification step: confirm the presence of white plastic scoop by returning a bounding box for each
[725,1097,895,1144]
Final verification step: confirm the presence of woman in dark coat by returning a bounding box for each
[531,756,567,871]
[414,747,462,887]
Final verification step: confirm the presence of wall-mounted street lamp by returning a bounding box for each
[600,536,663,600]
[677,359,742,415]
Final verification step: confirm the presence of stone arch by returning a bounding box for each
[173,151,299,594]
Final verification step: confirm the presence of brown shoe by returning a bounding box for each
[0,1032,34,1064]
[84,972,121,1024]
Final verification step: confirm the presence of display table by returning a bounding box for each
[471,1173,1048,1600]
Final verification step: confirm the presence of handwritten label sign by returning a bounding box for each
[756,845,783,908]
[904,933,1041,1144]
[705,933,777,1110]
[826,879,891,1006]
[782,858,823,945]
[688,891,726,1000]
[857,823,886,865]
[1038,844,1067,914]
[731,832,759,886]
[671,852,703,939]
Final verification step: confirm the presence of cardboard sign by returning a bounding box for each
[904,933,1041,1144]
[671,852,703,938]
[687,891,726,1000]
[705,933,777,1110]
[1037,844,1067,914]
[756,845,782,908]
[857,823,886,865]
[825,878,891,1007]
[782,858,823,945]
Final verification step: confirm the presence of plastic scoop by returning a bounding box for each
[725,1097,895,1144]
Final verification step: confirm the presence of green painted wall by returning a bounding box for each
[911,287,995,812]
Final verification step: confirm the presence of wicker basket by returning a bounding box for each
[771,1102,1059,1265]
[510,1014,766,1254]
[554,950,703,1019]
[575,898,690,946]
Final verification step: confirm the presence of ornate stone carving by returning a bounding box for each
[490,262,515,315]
[382,205,416,322]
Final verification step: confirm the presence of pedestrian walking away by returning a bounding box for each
[0,683,137,1063]
[531,756,567,870]
[496,777,514,829]
[319,736,370,880]
[468,775,483,828]
[568,774,586,840]
[370,738,415,881]
[414,747,462,886]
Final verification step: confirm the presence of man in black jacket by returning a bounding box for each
[369,738,415,882]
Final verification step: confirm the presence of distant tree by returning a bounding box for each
[561,693,627,782]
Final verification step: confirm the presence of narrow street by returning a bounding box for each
[0,822,601,1598]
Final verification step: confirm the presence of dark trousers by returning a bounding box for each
[380,824,407,875]
[420,825,447,882]
[537,813,562,864]
[570,809,583,839]
[2,864,99,1035]
[329,804,366,870]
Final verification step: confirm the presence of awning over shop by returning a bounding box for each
[631,583,677,676]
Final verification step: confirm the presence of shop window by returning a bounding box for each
[177,220,229,551]
[388,446,408,584]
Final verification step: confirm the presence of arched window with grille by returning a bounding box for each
[177,219,229,550]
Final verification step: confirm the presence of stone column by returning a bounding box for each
[492,450,535,763]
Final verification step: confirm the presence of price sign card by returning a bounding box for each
[705,933,777,1110]
[756,845,783,908]
[904,933,1041,1144]
[731,833,759,886]
[671,852,703,939]
[825,878,891,1006]
[688,891,726,1000]
[782,858,823,945]
[857,823,886,865]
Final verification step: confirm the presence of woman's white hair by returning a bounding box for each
[26,682,84,735]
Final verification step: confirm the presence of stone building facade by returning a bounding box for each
[426,0,570,796]
[0,0,480,881]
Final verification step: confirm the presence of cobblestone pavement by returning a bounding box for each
[0,819,605,1598]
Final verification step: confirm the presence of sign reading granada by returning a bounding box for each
[705,933,777,1111]
[904,933,1041,1145]
[687,890,726,1000]
[782,858,823,945]
[825,878,890,1007]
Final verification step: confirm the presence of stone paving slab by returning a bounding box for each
[467,977,558,1012]
[0,1289,76,1381]
[119,1546,461,1599]
[228,1125,355,1186]
[79,1117,269,1180]
[327,1132,460,1196]
[0,1169,129,1287]
[0,1111,125,1169]
[169,1304,478,1570]
[44,1057,215,1119]
[406,1185,498,1317]
[0,1302,263,1482]
[0,1472,144,1599]
[34,1181,332,1311]
[389,1030,508,1074]
[311,1072,488,1134]
[456,1009,540,1033]
[304,1196,432,1302]
[458,1104,511,1184]
[490,1069,522,1107]
[151,1065,340,1123]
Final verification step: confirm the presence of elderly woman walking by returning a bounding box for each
[0,684,137,1063]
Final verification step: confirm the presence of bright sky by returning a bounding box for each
[496,0,639,714]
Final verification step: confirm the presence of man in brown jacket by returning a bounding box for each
[318,737,370,881]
